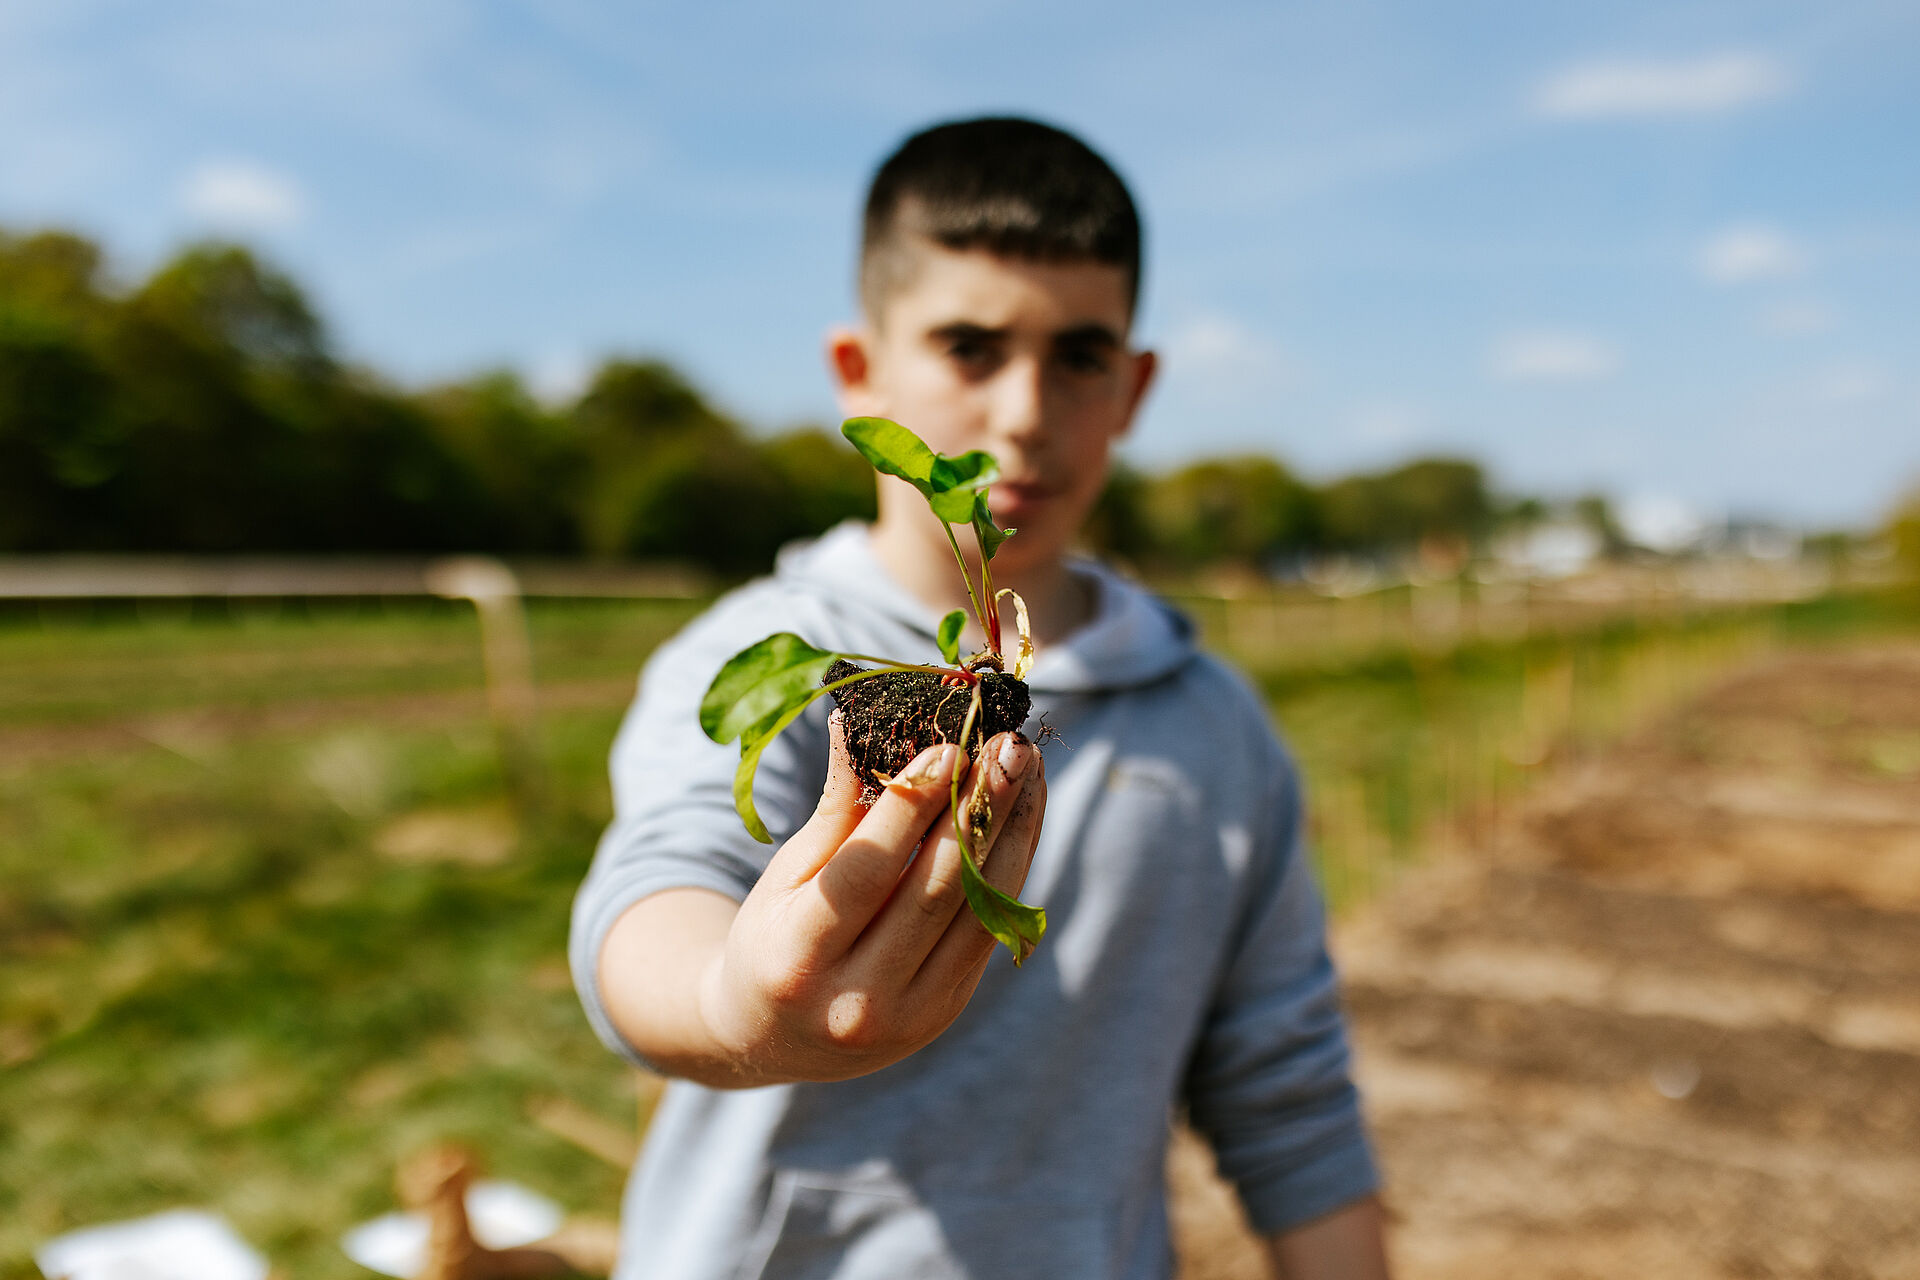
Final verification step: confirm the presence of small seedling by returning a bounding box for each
[699,417,1047,963]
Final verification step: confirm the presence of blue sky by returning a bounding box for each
[4,0,1916,528]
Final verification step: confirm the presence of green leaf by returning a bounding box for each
[712,651,900,843]
[958,850,1047,965]
[970,495,1015,562]
[730,689,832,842]
[936,609,966,666]
[700,633,840,744]
[842,417,998,526]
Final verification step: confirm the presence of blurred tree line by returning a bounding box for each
[1085,455,1495,575]
[0,227,1565,576]
[0,229,870,572]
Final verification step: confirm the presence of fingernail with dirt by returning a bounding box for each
[996,735,1031,784]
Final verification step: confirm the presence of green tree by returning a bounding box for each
[757,426,876,542]
[1887,488,1920,581]
[1318,458,1489,551]
[419,372,582,552]
[0,232,125,548]
[101,242,494,550]
[1144,456,1318,567]
[568,359,785,571]
[1082,461,1151,562]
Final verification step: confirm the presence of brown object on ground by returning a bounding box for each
[1169,645,1920,1279]
[398,1144,620,1279]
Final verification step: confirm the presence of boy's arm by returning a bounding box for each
[595,722,1046,1088]
[1265,1195,1391,1280]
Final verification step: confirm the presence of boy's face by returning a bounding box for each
[830,239,1155,577]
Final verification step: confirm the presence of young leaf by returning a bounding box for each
[730,691,830,842]
[715,657,902,842]
[700,632,841,745]
[936,609,966,666]
[958,850,1047,965]
[971,497,1014,562]
[842,417,998,525]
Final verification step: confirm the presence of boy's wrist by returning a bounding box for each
[694,949,775,1087]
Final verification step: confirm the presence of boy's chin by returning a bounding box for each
[994,500,1097,571]
[987,526,1074,577]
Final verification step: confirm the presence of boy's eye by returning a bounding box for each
[1057,344,1112,376]
[946,338,1001,371]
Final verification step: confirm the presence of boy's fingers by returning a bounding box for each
[796,743,966,955]
[975,745,1045,896]
[862,734,1038,979]
[910,753,1046,998]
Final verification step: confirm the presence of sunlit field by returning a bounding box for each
[3,585,1916,1278]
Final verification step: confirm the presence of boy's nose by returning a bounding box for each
[987,357,1046,452]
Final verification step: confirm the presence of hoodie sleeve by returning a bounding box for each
[568,587,833,1070]
[1181,731,1380,1236]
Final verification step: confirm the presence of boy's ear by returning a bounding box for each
[1118,347,1158,437]
[825,326,878,416]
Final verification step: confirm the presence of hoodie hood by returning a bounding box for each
[774,522,1195,694]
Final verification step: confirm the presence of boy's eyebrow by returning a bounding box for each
[924,321,1126,348]
[1053,323,1123,350]
[926,321,1007,345]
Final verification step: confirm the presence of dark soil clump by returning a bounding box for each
[824,659,1031,787]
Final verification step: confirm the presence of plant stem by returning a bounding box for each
[942,523,991,647]
[949,684,985,861]
[836,653,979,682]
[977,547,1002,657]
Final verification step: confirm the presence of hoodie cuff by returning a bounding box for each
[1235,1123,1381,1238]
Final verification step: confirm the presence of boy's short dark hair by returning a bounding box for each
[861,116,1143,321]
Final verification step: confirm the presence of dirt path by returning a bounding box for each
[1171,645,1920,1279]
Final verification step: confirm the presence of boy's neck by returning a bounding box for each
[866,518,1095,649]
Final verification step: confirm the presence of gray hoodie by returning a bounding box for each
[571,523,1376,1280]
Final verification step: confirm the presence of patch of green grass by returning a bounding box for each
[0,614,673,1276]
[0,776,632,1275]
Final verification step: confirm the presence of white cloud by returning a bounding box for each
[1757,301,1835,336]
[1535,52,1790,119]
[1489,331,1620,382]
[180,159,305,231]
[1161,312,1297,406]
[1166,314,1286,375]
[1699,225,1805,284]
[1815,362,1885,405]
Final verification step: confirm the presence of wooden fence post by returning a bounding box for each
[426,557,541,807]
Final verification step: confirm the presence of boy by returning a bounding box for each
[571,117,1388,1279]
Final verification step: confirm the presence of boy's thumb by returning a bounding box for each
[812,712,869,824]
[768,713,869,887]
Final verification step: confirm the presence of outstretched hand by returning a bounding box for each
[599,715,1046,1087]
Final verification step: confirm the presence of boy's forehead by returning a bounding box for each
[871,239,1133,336]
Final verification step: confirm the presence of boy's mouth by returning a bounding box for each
[990,480,1058,517]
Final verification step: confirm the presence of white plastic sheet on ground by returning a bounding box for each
[340,1180,564,1278]
[35,1208,269,1280]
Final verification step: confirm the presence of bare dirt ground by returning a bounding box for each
[1171,645,1920,1279]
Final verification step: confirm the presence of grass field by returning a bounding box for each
[3,584,1916,1278]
